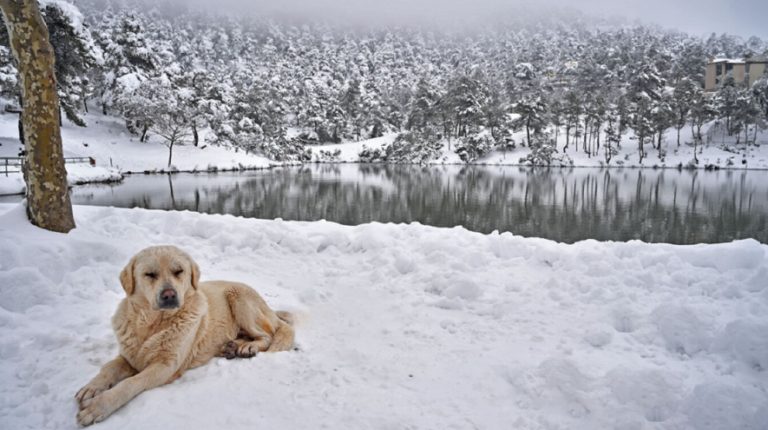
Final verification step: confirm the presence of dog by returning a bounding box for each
[75,245,294,426]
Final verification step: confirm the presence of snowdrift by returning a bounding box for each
[0,204,766,429]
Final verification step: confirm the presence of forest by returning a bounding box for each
[1,0,767,164]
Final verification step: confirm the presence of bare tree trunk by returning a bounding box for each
[1,0,74,233]
[525,118,531,145]
[168,138,174,168]
[564,123,570,152]
[595,125,600,154]
[140,124,149,142]
[192,123,199,147]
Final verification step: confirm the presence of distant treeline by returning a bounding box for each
[0,0,766,164]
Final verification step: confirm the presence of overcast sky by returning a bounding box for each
[181,0,767,39]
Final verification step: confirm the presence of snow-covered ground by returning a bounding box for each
[0,163,122,196]
[1,203,766,429]
[309,133,398,162]
[313,125,768,169]
[0,110,275,175]
[0,109,276,195]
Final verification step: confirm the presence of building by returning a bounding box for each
[704,56,768,91]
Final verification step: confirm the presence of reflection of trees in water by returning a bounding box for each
[108,166,765,244]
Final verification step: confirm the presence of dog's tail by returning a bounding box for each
[268,310,296,352]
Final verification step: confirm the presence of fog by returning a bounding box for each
[169,0,767,38]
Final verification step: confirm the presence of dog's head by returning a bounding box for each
[119,246,200,310]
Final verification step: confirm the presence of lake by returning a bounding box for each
[4,164,767,244]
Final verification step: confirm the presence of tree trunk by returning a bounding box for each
[1,0,75,233]
[140,124,149,142]
[525,118,531,145]
[657,130,662,151]
[168,138,174,168]
[754,124,759,145]
[595,125,600,154]
[192,122,199,147]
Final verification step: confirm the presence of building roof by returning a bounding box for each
[710,56,768,64]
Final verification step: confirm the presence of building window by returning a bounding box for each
[716,63,722,75]
[726,63,733,72]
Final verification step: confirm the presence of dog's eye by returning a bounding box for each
[144,272,157,280]
[173,269,184,277]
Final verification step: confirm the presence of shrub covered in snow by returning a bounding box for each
[315,148,342,162]
[454,131,496,163]
[262,136,312,162]
[384,131,443,164]
[358,145,386,163]
[519,134,574,167]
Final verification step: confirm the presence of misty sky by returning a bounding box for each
[193,0,767,39]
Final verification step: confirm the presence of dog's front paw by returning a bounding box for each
[237,342,259,358]
[77,391,116,427]
[221,340,239,360]
[75,381,108,406]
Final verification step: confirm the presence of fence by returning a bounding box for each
[1,156,95,176]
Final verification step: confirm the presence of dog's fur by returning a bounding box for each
[75,246,294,426]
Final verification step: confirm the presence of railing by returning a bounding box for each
[1,156,95,176]
[0,157,23,176]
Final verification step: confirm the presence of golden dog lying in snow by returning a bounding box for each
[75,245,294,426]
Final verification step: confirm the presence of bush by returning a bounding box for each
[385,132,443,164]
[315,149,342,162]
[261,136,311,162]
[358,145,386,163]
[454,131,495,163]
[519,134,573,167]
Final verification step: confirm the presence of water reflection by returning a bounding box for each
[62,165,768,244]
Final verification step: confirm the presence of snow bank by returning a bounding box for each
[0,110,275,175]
[0,204,766,429]
[0,164,122,196]
[313,125,768,169]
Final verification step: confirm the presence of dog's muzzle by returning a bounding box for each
[158,287,179,309]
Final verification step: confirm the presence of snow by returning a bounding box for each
[0,164,122,196]
[309,133,397,162]
[0,110,275,176]
[0,175,24,196]
[1,203,766,429]
[312,125,768,169]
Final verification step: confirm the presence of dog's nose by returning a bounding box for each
[161,289,177,301]
[158,288,179,309]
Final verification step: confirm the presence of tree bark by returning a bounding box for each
[1,0,75,233]
[167,138,174,168]
[140,124,149,142]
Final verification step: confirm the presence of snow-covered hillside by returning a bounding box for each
[312,125,768,169]
[0,110,276,195]
[0,111,274,173]
[1,204,766,429]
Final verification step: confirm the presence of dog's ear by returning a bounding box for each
[189,258,200,290]
[119,256,136,296]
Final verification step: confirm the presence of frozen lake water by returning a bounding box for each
[6,164,766,244]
